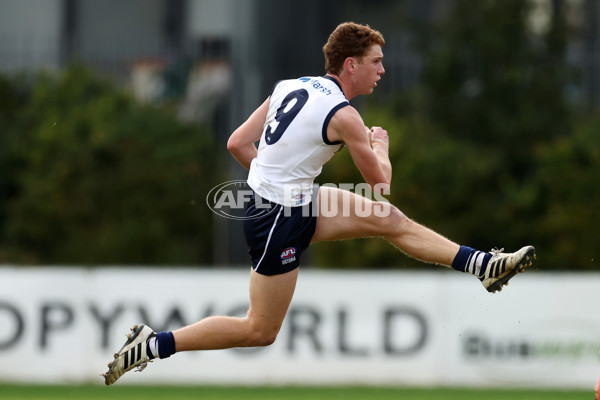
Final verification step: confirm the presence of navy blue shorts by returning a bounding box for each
[243,194,317,276]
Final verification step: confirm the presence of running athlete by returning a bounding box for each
[103,22,536,385]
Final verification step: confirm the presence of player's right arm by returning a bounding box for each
[227,98,270,170]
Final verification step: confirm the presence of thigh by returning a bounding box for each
[311,186,393,243]
[247,267,298,332]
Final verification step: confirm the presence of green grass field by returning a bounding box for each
[0,384,592,400]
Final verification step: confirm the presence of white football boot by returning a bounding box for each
[480,245,536,293]
[103,324,156,385]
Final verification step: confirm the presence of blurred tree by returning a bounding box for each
[421,0,569,144]
[0,65,220,265]
[311,0,591,271]
[0,74,27,250]
[534,114,600,270]
[415,0,572,262]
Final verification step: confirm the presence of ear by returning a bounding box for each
[344,57,356,73]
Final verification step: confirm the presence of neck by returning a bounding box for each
[325,73,355,100]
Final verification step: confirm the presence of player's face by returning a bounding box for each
[355,44,385,95]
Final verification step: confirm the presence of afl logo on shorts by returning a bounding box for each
[280,247,297,259]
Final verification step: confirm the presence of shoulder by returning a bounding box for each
[330,105,363,127]
[269,78,295,97]
[327,105,365,143]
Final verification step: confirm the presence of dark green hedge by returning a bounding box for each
[0,66,221,265]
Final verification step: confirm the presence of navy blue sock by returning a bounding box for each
[452,246,492,278]
[156,331,176,359]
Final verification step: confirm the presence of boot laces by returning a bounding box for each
[135,360,151,372]
[490,247,504,258]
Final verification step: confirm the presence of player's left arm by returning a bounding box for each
[227,98,269,170]
[328,106,391,195]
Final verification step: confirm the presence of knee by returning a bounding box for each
[249,332,277,347]
[391,205,411,227]
[377,204,410,233]
[246,327,278,347]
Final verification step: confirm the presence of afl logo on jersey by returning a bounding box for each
[280,247,297,259]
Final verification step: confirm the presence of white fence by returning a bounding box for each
[0,267,599,388]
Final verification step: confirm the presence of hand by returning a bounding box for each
[367,126,389,151]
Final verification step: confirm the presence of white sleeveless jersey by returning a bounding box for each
[247,76,349,206]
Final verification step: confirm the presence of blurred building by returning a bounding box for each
[3,0,600,108]
[0,0,442,111]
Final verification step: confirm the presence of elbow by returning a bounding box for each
[226,135,239,155]
[365,173,390,197]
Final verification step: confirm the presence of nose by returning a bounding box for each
[379,64,385,76]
